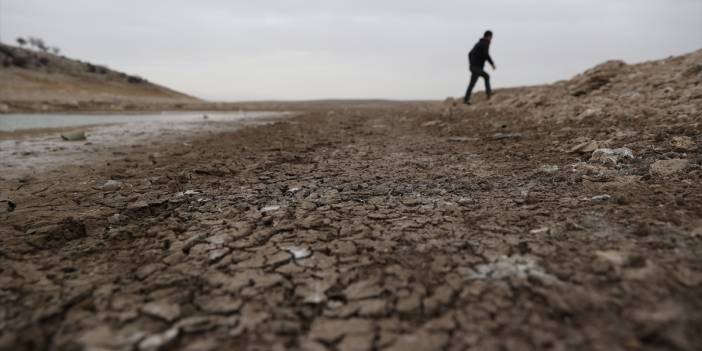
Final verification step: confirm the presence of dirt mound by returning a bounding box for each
[0,44,198,112]
[460,49,702,125]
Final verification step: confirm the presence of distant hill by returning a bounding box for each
[0,43,199,111]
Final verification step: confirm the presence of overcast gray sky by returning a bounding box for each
[2,0,701,101]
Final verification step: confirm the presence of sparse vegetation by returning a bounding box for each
[15,36,60,54]
[127,75,146,84]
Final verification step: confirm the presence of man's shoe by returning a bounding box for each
[463,101,471,105]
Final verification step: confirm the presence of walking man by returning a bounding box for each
[464,30,496,104]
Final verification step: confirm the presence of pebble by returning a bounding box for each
[591,194,612,202]
[261,205,281,212]
[287,246,312,260]
[138,328,179,351]
[590,148,634,164]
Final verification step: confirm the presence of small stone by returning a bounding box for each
[590,148,634,165]
[138,328,179,351]
[529,227,550,235]
[261,205,281,212]
[61,131,87,141]
[287,246,312,260]
[590,194,612,202]
[650,159,689,176]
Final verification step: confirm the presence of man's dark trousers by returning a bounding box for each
[464,66,491,103]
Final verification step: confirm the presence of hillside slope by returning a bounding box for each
[0,44,199,111]
[453,49,702,122]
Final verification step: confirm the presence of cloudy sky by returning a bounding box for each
[2,0,701,101]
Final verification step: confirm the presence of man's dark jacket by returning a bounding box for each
[468,38,494,69]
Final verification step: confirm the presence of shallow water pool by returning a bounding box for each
[0,111,284,132]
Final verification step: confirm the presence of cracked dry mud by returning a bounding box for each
[2,51,702,351]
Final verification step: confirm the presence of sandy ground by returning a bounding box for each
[1,50,701,350]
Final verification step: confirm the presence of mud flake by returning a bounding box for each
[235,253,267,269]
[594,250,627,266]
[141,300,182,322]
[296,279,333,304]
[344,279,384,300]
[422,286,455,314]
[208,247,231,262]
[251,272,284,289]
[387,331,449,351]
[230,305,270,336]
[425,313,457,332]
[135,263,166,280]
[196,295,243,314]
[300,201,317,211]
[396,293,422,314]
[308,318,373,343]
[276,262,306,274]
[356,298,388,316]
[333,241,358,255]
[298,338,329,351]
[138,327,179,351]
[77,326,143,350]
[267,250,293,266]
[338,333,375,351]
[176,316,223,334]
[206,232,234,245]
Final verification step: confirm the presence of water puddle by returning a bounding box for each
[0,111,290,179]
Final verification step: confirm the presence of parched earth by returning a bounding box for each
[1,52,702,350]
